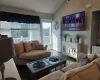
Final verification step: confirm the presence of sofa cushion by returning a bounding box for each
[31,40,39,49]
[88,53,97,62]
[61,63,77,72]
[14,41,24,57]
[39,70,64,80]
[19,50,51,60]
[23,41,33,52]
[61,62,100,80]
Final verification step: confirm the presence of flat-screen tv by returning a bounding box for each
[62,11,85,31]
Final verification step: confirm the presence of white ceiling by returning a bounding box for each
[0,0,65,14]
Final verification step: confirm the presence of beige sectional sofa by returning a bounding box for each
[39,54,100,80]
[14,40,51,65]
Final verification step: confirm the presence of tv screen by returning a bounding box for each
[62,11,85,31]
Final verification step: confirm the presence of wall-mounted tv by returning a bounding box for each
[62,11,85,31]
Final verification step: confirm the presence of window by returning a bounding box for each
[11,23,28,39]
[11,30,28,38]
[0,21,41,42]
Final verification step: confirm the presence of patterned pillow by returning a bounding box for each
[77,57,90,67]
[77,53,87,62]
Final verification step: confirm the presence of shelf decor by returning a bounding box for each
[63,33,70,41]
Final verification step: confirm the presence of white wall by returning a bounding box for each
[52,20,62,52]
[53,0,100,53]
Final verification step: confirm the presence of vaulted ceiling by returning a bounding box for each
[0,0,65,14]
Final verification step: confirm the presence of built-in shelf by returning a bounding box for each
[62,41,82,59]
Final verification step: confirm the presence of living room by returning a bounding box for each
[0,0,100,80]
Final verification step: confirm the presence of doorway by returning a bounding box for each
[42,20,52,50]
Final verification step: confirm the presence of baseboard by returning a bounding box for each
[51,49,61,53]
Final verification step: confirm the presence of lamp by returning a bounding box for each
[0,35,16,80]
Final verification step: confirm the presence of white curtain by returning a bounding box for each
[0,21,12,37]
[29,24,41,42]
[0,21,41,43]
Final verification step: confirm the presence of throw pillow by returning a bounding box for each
[35,43,44,50]
[23,41,33,52]
[77,57,90,67]
[88,53,97,62]
[31,40,39,49]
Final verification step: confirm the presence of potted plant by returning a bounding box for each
[64,34,70,41]
[76,34,81,43]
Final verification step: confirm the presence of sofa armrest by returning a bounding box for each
[13,57,32,66]
[43,45,48,50]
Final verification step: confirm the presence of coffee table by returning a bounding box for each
[26,56,66,79]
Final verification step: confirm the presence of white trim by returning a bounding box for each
[41,19,53,22]
[41,19,53,49]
